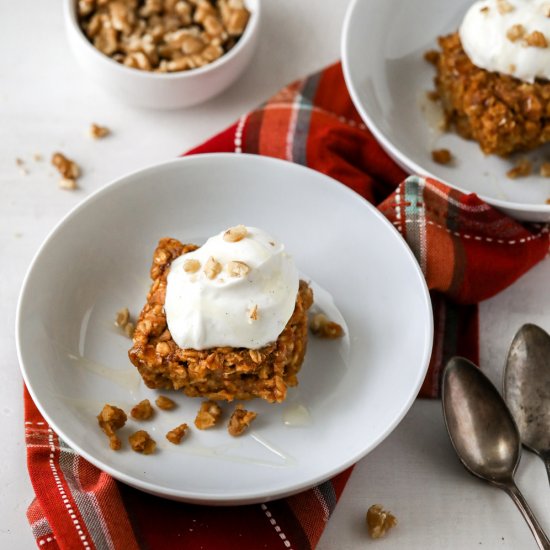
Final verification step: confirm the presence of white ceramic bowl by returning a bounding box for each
[16,154,432,504]
[63,0,260,109]
[342,0,550,222]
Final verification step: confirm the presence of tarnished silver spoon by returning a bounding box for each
[504,324,550,483]
[442,357,550,550]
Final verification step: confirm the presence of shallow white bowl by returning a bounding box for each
[17,154,432,504]
[342,0,550,222]
[63,0,259,109]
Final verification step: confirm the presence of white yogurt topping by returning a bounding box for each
[460,0,550,82]
[164,226,299,350]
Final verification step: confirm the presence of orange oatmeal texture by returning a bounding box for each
[128,237,313,403]
[195,400,222,430]
[431,32,550,156]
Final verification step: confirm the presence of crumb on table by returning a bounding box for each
[194,400,222,429]
[131,399,154,420]
[129,430,156,454]
[115,307,135,338]
[506,158,532,179]
[540,162,550,177]
[166,423,189,444]
[97,404,127,450]
[309,313,344,339]
[228,404,257,437]
[51,152,80,190]
[431,148,453,165]
[89,123,110,139]
[366,504,398,539]
[156,395,177,410]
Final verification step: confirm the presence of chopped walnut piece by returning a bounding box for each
[131,399,154,420]
[51,153,80,178]
[226,260,251,277]
[15,157,24,167]
[223,224,248,242]
[507,158,532,179]
[166,423,188,444]
[524,30,548,48]
[480,6,489,13]
[497,0,515,14]
[204,256,222,279]
[431,148,452,165]
[115,307,130,327]
[540,162,550,177]
[366,505,397,539]
[115,307,135,338]
[546,198,550,204]
[97,404,127,450]
[506,24,525,42]
[155,395,176,410]
[310,313,345,339]
[59,177,78,190]
[33,153,43,162]
[129,430,156,454]
[249,304,259,321]
[194,400,222,429]
[228,404,257,436]
[89,123,110,139]
[183,259,201,273]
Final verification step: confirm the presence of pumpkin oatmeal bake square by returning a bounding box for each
[128,230,313,403]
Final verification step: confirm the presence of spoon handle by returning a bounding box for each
[503,481,550,550]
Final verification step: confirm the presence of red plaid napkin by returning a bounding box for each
[25,62,549,549]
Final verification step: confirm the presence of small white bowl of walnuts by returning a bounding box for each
[64,0,259,109]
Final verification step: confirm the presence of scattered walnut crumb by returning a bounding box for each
[540,162,550,177]
[480,6,489,13]
[33,153,43,162]
[546,198,550,204]
[506,24,525,42]
[497,0,515,14]
[226,260,250,277]
[228,404,257,437]
[204,256,222,279]
[507,158,532,179]
[431,148,452,165]
[194,400,222,430]
[524,30,548,48]
[15,157,24,167]
[424,50,439,65]
[115,307,135,338]
[509,63,517,73]
[310,313,345,339]
[52,152,80,190]
[223,224,248,242]
[156,395,177,410]
[366,505,397,539]
[97,404,127,450]
[166,423,188,444]
[131,399,154,420]
[129,430,156,454]
[249,304,259,321]
[89,123,110,139]
[19,167,29,177]
[183,259,201,273]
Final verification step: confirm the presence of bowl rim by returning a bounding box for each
[16,153,433,504]
[341,0,550,216]
[63,0,260,80]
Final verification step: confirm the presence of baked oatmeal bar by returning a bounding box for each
[128,238,313,403]
[431,32,550,156]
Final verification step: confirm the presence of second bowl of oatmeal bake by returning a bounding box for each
[342,0,550,221]
[17,154,432,503]
[63,0,260,109]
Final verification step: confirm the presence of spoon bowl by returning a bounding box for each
[442,357,550,549]
[504,324,550,460]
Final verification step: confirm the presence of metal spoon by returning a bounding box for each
[504,324,550,484]
[442,357,550,550]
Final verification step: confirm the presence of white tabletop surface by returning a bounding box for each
[2,1,550,548]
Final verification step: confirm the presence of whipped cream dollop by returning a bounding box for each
[164,226,299,350]
[460,0,550,82]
